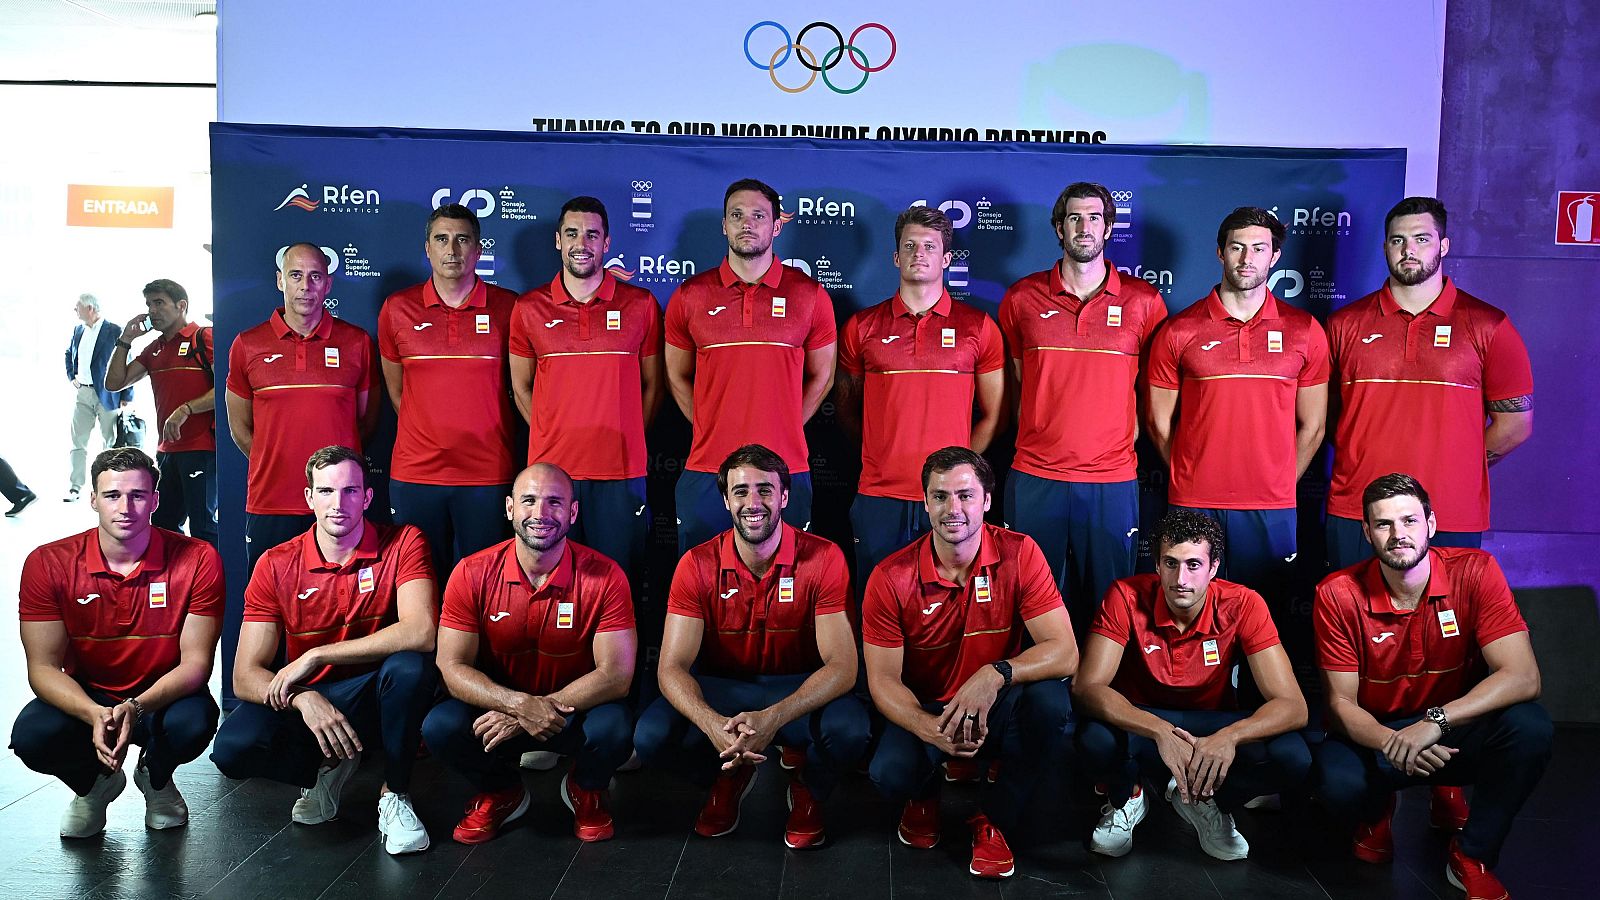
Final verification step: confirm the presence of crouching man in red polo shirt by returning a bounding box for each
[11,448,223,838]
[421,462,637,844]
[1073,509,1310,861]
[634,444,868,850]
[211,446,438,855]
[1312,474,1551,900]
[863,447,1078,880]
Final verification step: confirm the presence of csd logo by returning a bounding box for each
[432,188,496,218]
[910,198,973,229]
[1268,269,1305,299]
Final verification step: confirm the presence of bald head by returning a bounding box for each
[507,462,578,554]
[515,462,575,498]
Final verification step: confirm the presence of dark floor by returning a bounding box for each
[0,721,1591,900]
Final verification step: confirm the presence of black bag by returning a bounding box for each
[113,411,146,449]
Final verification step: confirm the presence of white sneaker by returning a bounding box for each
[133,762,188,829]
[519,750,561,771]
[377,791,431,855]
[1242,793,1281,811]
[61,768,127,838]
[1166,780,1249,860]
[1089,787,1147,857]
[292,756,359,825]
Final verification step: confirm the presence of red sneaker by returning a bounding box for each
[783,780,826,849]
[1431,785,1470,832]
[897,797,941,849]
[1446,837,1510,900]
[780,746,807,771]
[451,784,529,844]
[967,813,1015,879]
[1352,794,1396,863]
[694,765,757,837]
[560,772,615,842]
[943,759,982,783]
[986,760,1001,783]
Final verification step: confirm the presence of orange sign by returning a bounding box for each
[67,185,174,228]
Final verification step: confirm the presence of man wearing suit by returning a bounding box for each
[66,293,133,501]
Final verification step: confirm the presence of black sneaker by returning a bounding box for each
[6,491,37,516]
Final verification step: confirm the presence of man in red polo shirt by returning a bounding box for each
[1074,509,1309,861]
[422,462,637,844]
[1312,473,1550,900]
[105,278,218,546]
[664,179,837,554]
[1146,207,1329,611]
[634,444,867,850]
[224,243,379,702]
[1326,198,1534,571]
[510,196,664,584]
[380,204,520,578]
[11,448,223,838]
[862,446,1077,880]
[836,204,1004,591]
[211,446,438,856]
[1000,182,1168,636]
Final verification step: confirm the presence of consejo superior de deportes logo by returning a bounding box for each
[743,21,896,94]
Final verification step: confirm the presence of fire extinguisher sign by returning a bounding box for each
[1556,191,1599,245]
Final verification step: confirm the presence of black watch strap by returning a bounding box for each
[991,660,1013,687]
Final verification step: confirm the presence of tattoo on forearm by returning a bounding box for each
[1487,395,1533,413]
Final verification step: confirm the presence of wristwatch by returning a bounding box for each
[124,697,145,723]
[991,660,1013,688]
[1424,705,1451,735]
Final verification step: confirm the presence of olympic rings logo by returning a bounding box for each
[1110,190,1134,202]
[631,181,653,192]
[743,21,897,94]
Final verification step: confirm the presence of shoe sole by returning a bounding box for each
[60,770,128,838]
[1167,794,1248,861]
[7,495,37,516]
[695,768,758,838]
[969,863,1014,878]
[134,767,188,830]
[783,785,826,850]
[381,829,431,855]
[453,790,531,844]
[560,773,615,842]
[1089,793,1147,857]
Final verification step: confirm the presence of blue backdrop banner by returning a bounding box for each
[211,122,1405,689]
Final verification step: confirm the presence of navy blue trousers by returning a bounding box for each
[1075,707,1312,812]
[848,494,929,597]
[10,687,218,795]
[567,476,650,588]
[389,479,509,583]
[211,651,436,792]
[154,449,218,546]
[868,680,1073,834]
[1312,701,1552,866]
[1007,472,1139,638]
[423,697,632,792]
[634,672,868,801]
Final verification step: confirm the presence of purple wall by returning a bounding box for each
[1440,0,1600,592]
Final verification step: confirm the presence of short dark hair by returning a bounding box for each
[1216,206,1286,252]
[921,446,995,495]
[304,445,369,490]
[717,444,791,495]
[1153,508,1225,564]
[559,196,610,236]
[142,278,188,305]
[91,447,159,493]
[1051,182,1117,244]
[1384,196,1448,238]
[894,205,954,254]
[724,178,782,217]
[1361,473,1434,522]
[426,203,481,243]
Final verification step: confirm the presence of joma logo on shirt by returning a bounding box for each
[1371,632,1396,643]
[544,319,564,328]
[708,306,727,316]
[263,354,284,363]
[413,323,434,331]
[1200,341,1221,351]
[880,335,903,344]
[1361,333,1383,344]
[1039,310,1061,319]
[489,612,510,622]
[75,593,100,605]
[297,587,319,600]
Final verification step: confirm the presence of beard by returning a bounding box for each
[564,255,600,279]
[1390,253,1442,286]
[515,518,569,553]
[1375,534,1430,572]
[1065,237,1104,264]
[1223,267,1269,292]
[733,511,780,545]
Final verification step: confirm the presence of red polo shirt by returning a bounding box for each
[226,310,377,515]
[19,528,224,697]
[243,521,434,685]
[1000,265,1167,482]
[136,322,215,453]
[1314,548,1527,720]
[1145,290,1330,509]
[862,524,1063,704]
[509,273,662,479]
[838,291,1004,501]
[1091,574,1279,711]
[1327,279,1533,532]
[664,260,836,474]
[666,525,850,677]
[440,538,635,696]
[379,278,519,486]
